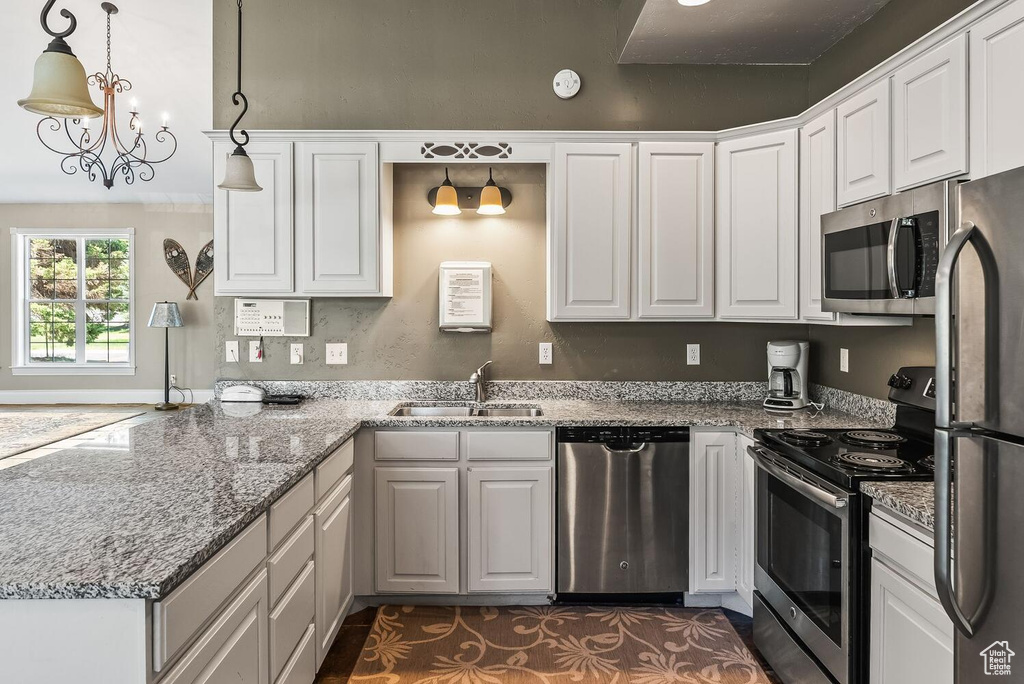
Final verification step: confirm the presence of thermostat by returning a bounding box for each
[553,69,581,99]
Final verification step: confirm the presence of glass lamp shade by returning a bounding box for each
[18,50,103,119]
[218,147,263,192]
[148,301,183,328]
[432,182,461,216]
[477,168,506,215]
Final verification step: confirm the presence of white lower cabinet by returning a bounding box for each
[467,467,552,593]
[736,435,755,610]
[374,467,460,594]
[690,430,738,593]
[314,474,354,668]
[270,561,315,682]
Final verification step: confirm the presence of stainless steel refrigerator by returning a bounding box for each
[935,165,1024,682]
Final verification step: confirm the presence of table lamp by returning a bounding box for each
[148,301,183,410]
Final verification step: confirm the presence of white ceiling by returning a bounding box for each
[1,0,211,204]
[619,0,893,65]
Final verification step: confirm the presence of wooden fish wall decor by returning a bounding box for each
[163,239,215,301]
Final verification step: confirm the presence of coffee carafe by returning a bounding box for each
[764,341,809,411]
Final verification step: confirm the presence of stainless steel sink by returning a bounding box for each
[388,404,543,417]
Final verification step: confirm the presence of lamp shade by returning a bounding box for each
[218,147,263,192]
[18,50,103,119]
[148,302,183,328]
[432,167,461,215]
[477,168,505,215]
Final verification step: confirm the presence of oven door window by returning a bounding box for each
[824,221,898,300]
[758,470,844,645]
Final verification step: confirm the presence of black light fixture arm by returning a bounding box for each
[39,0,78,54]
[228,0,250,149]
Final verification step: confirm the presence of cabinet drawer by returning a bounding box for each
[270,560,316,683]
[158,569,269,684]
[375,431,459,461]
[268,516,315,607]
[276,623,316,684]
[316,439,354,500]
[154,515,268,672]
[869,510,936,594]
[466,431,552,461]
[271,473,314,551]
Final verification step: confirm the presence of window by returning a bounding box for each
[11,228,135,375]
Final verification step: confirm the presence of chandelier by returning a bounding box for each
[34,2,176,189]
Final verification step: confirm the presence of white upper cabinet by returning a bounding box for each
[799,110,838,322]
[893,34,969,191]
[837,79,892,207]
[716,130,799,320]
[214,141,294,295]
[549,143,632,321]
[970,0,1024,178]
[295,142,388,297]
[637,142,715,319]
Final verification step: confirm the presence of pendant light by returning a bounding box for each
[477,168,506,215]
[432,168,461,215]
[218,0,262,192]
[18,1,104,119]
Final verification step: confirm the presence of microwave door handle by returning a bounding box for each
[934,430,976,637]
[886,218,903,298]
[935,221,977,429]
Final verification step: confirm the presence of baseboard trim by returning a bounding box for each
[0,389,215,405]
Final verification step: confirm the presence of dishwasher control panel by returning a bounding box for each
[557,427,690,444]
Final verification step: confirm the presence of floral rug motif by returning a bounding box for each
[350,605,772,683]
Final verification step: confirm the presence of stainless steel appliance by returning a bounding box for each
[821,180,956,315]
[556,427,689,597]
[752,367,937,684]
[935,166,1024,682]
[765,340,810,411]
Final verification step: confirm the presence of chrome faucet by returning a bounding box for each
[470,361,493,403]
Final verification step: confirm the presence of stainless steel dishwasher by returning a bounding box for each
[556,426,689,597]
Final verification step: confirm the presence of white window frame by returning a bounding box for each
[10,227,136,376]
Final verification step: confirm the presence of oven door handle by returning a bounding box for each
[748,445,848,509]
[887,217,903,298]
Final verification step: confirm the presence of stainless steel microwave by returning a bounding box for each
[821,180,957,315]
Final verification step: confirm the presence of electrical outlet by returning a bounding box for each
[169,374,177,387]
[539,342,553,365]
[326,342,348,365]
[840,348,849,373]
[225,341,239,363]
[249,340,262,363]
[290,343,304,365]
[687,344,701,365]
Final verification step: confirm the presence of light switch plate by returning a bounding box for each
[539,342,553,365]
[840,348,849,373]
[290,343,303,365]
[687,344,700,365]
[326,342,348,365]
[249,340,262,363]
[225,340,239,363]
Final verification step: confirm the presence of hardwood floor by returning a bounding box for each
[315,606,780,683]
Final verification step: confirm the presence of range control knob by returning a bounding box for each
[888,374,912,390]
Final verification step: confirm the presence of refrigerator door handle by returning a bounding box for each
[934,429,975,637]
[935,221,977,429]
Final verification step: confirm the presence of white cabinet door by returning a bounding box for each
[467,467,552,593]
[870,558,954,684]
[213,141,294,295]
[837,79,892,206]
[799,110,838,322]
[690,431,737,593]
[716,130,799,319]
[970,0,1024,178]
[375,467,459,594]
[637,142,715,319]
[893,34,968,191]
[295,142,384,296]
[314,475,352,668]
[736,435,755,611]
[549,143,632,321]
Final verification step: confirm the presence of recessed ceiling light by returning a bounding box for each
[678,0,712,5]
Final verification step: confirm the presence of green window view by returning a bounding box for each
[27,236,131,365]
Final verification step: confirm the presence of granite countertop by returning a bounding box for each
[0,397,889,600]
[861,480,935,530]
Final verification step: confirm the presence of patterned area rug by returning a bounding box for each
[351,605,773,683]
[0,411,141,459]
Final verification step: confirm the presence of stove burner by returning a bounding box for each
[840,430,908,449]
[919,456,935,472]
[834,452,913,472]
[780,430,833,447]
